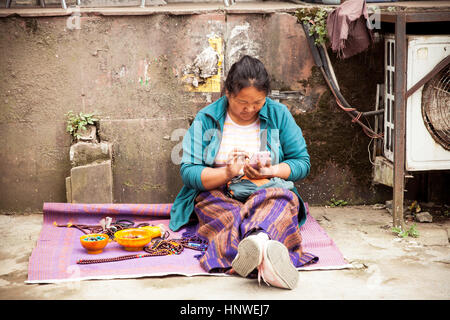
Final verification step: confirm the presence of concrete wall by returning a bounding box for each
[0,11,387,213]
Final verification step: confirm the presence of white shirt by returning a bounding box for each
[214,112,260,174]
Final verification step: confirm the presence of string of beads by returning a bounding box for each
[77,236,207,265]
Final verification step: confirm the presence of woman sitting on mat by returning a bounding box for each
[169,55,314,289]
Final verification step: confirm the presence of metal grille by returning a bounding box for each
[384,38,395,161]
[421,65,450,150]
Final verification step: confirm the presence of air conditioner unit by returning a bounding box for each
[384,34,450,171]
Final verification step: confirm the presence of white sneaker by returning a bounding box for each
[231,232,269,277]
[257,240,299,290]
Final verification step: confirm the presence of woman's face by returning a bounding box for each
[226,86,267,125]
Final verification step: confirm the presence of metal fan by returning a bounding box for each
[421,64,450,150]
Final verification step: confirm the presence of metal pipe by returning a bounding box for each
[362,109,384,117]
[302,23,323,68]
[393,13,407,229]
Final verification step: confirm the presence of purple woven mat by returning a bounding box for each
[27,203,349,283]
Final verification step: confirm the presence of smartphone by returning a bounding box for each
[248,151,271,169]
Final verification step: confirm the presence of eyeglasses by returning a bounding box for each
[232,97,266,109]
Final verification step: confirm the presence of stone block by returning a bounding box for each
[76,125,98,143]
[415,211,433,223]
[373,156,393,187]
[417,228,449,246]
[69,141,112,167]
[65,177,72,203]
[385,200,392,209]
[70,160,113,204]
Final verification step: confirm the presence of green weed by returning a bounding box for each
[329,198,348,207]
[66,111,99,140]
[296,8,330,46]
[392,224,420,238]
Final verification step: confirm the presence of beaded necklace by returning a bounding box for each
[77,236,207,265]
[54,218,149,239]
[54,217,208,265]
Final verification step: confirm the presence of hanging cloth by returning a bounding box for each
[327,0,373,59]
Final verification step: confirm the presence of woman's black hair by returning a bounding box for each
[224,55,271,96]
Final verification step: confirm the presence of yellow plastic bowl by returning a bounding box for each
[114,228,152,251]
[80,233,109,254]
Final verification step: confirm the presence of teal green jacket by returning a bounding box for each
[169,96,310,231]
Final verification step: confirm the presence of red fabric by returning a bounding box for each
[327,0,373,59]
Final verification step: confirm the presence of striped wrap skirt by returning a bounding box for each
[193,186,317,274]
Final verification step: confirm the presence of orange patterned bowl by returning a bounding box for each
[80,233,109,254]
[114,228,152,251]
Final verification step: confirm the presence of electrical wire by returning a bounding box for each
[320,66,383,139]
[302,22,383,140]
[368,137,375,165]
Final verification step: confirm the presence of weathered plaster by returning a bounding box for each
[0,12,389,213]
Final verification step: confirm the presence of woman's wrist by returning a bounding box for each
[268,163,291,180]
[258,166,275,178]
[201,166,236,190]
[224,166,236,181]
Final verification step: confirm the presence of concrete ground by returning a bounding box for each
[0,205,449,300]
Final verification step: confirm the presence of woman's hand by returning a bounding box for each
[225,148,249,179]
[243,157,274,179]
[200,149,250,190]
